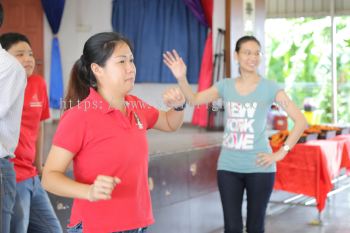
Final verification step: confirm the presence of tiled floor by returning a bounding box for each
[266,187,350,233]
[211,178,350,233]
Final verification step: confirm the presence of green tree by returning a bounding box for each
[265,17,350,124]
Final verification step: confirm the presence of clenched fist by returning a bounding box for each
[87,175,121,202]
[162,87,186,109]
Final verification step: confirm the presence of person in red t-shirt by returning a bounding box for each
[0,33,62,232]
[42,32,186,233]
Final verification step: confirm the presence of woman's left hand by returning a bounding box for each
[256,151,285,167]
[162,87,186,109]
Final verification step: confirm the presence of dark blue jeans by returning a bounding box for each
[66,222,147,233]
[0,158,16,233]
[217,170,275,233]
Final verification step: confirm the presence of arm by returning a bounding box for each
[153,110,184,132]
[42,145,121,201]
[34,122,44,175]
[163,50,220,105]
[276,90,307,152]
[257,90,308,166]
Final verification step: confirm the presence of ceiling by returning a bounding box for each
[266,0,350,18]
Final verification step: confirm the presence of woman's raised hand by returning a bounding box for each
[163,49,187,82]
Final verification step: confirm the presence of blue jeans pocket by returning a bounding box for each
[66,222,83,233]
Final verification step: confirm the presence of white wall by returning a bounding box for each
[44,0,226,122]
[213,0,226,68]
[229,0,266,78]
[44,0,113,90]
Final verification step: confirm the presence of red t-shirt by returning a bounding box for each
[53,88,159,233]
[12,74,50,182]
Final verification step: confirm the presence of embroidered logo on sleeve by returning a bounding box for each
[29,94,43,108]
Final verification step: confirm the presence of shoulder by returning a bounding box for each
[217,78,232,84]
[214,77,233,89]
[28,74,47,88]
[125,95,152,109]
[126,94,158,116]
[28,74,46,83]
[260,77,274,85]
[60,104,88,122]
[126,94,142,102]
[260,78,281,88]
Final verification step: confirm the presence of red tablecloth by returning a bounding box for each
[331,135,350,173]
[272,137,348,212]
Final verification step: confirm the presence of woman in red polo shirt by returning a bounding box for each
[42,32,186,233]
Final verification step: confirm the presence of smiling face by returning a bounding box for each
[235,40,261,73]
[93,42,136,95]
[8,41,35,77]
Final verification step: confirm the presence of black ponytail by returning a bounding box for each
[64,58,93,110]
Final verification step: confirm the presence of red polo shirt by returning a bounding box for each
[53,88,159,233]
[13,74,50,182]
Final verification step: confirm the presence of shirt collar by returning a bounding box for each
[86,88,132,115]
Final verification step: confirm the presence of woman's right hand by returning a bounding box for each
[163,49,187,82]
[87,175,121,202]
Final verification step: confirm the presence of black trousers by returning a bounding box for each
[217,170,275,233]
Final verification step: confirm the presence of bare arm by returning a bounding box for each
[163,50,220,105]
[153,110,184,132]
[178,79,220,106]
[276,90,307,150]
[257,90,307,166]
[42,145,120,201]
[42,146,91,199]
[34,123,44,175]
[153,87,185,132]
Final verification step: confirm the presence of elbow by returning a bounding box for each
[303,116,308,130]
[41,167,51,192]
[41,172,48,191]
[299,115,308,131]
[171,121,184,132]
[166,119,183,132]
[0,109,8,119]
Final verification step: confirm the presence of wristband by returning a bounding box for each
[282,143,291,152]
[174,102,186,111]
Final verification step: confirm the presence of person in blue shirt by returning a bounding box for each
[163,35,307,233]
